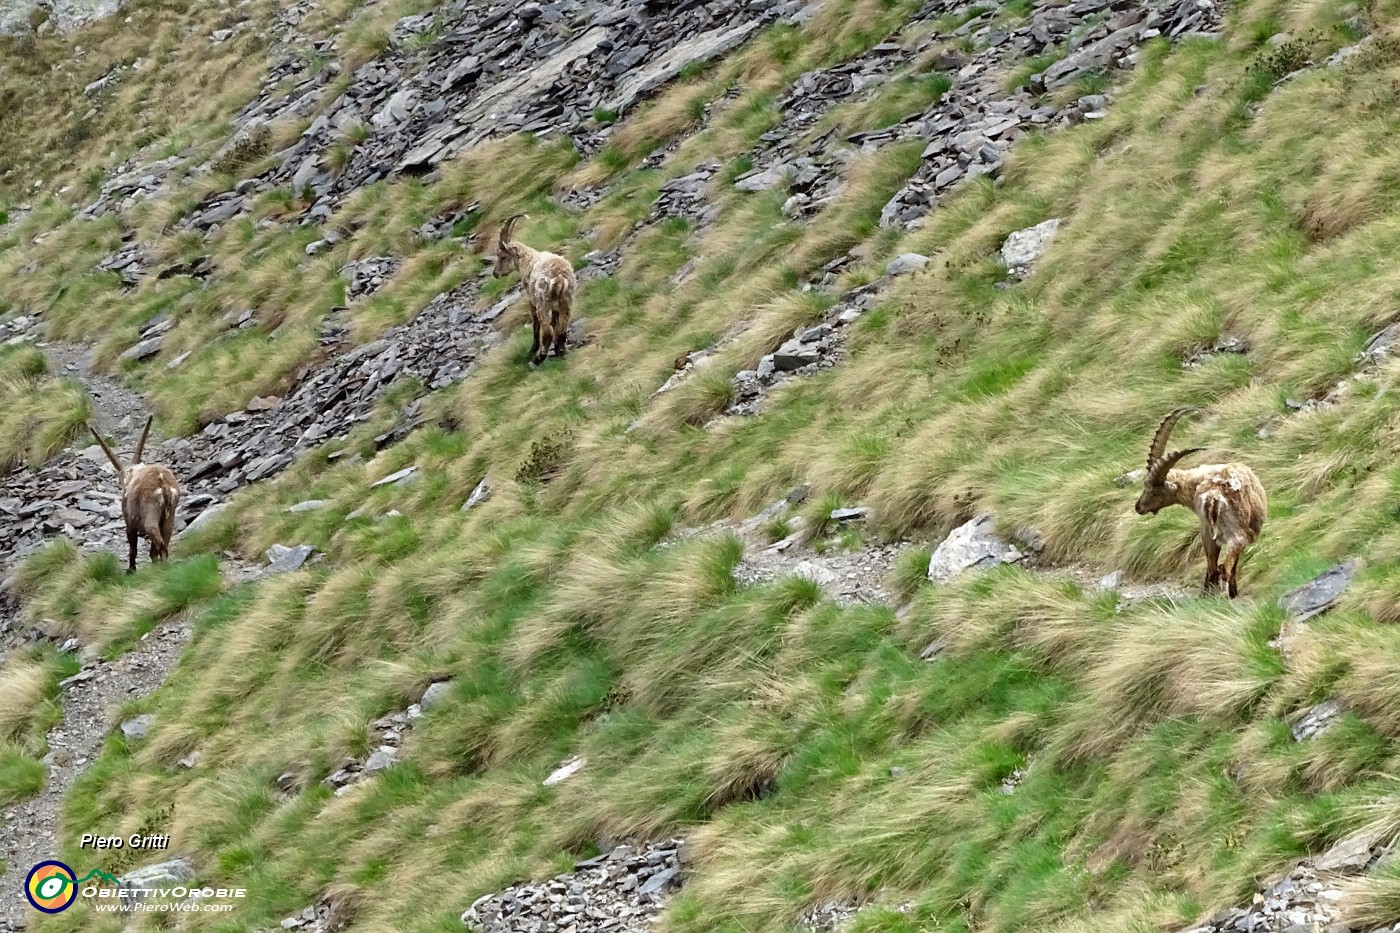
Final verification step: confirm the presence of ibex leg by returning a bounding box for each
[1200,520,1220,592]
[1222,545,1242,599]
[149,529,167,564]
[551,308,569,358]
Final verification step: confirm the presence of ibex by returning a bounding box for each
[88,416,182,574]
[1134,407,1266,597]
[493,213,577,366]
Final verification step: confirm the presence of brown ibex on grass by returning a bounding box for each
[88,416,182,574]
[1134,407,1266,598]
[493,213,577,366]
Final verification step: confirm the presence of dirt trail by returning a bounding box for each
[42,342,156,446]
[0,344,241,928]
[0,616,191,928]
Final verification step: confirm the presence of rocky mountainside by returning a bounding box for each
[2,0,1400,931]
[0,0,123,35]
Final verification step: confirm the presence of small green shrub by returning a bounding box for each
[516,430,575,484]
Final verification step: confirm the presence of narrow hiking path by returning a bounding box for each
[674,491,1196,618]
[42,342,155,444]
[0,342,246,928]
[0,274,518,925]
[0,615,192,929]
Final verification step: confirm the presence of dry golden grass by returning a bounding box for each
[18,0,1400,931]
[0,0,280,195]
[0,659,49,742]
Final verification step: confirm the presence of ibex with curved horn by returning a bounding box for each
[1134,407,1266,597]
[493,213,577,366]
[88,416,182,574]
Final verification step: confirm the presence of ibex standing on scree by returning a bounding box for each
[493,213,578,367]
[88,416,182,574]
[1134,407,1266,598]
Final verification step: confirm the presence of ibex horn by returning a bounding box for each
[500,213,529,242]
[133,415,154,464]
[1146,406,1196,472]
[1147,446,1205,486]
[86,423,124,474]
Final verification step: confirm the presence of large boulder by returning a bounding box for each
[928,515,1025,582]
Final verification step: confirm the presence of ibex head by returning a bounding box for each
[492,213,528,278]
[1135,407,1204,515]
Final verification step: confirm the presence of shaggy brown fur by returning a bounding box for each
[1134,407,1267,598]
[89,416,182,574]
[494,213,578,366]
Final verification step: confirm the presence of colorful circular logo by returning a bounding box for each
[25,861,78,913]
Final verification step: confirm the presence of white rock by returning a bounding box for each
[1001,218,1061,276]
[928,514,1024,582]
[544,756,586,786]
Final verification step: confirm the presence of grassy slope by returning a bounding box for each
[8,0,1400,929]
[0,648,78,808]
[0,344,90,469]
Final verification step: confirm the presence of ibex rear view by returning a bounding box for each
[88,416,182,574]
[1134,407,1266,598]
[493,213,578,367]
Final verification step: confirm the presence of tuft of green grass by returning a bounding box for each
[0,747,45,805]
[12,1,1400,932]
[0,345,90,469]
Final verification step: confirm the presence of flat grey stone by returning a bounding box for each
[120,857,195,889]
[604,20,762,115]
[885,253,929,276]
[461,478,492,511]
[363,746,397,773]
[371,466,417,488]
[1279,560,1358,622]
[1292,699,1346,742]
[119,335,164,361]
[176,502,227,538]
[1096,571,1124,591]
[120,714,155,740]
[1314,830,1380,873]
[638,866,679,896]
[1114,468,1145,488]
[419,680,452,710]
[735,165,790,192]
[265,544,316,573]
[772,338,820,371]
[919,637,948,661]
